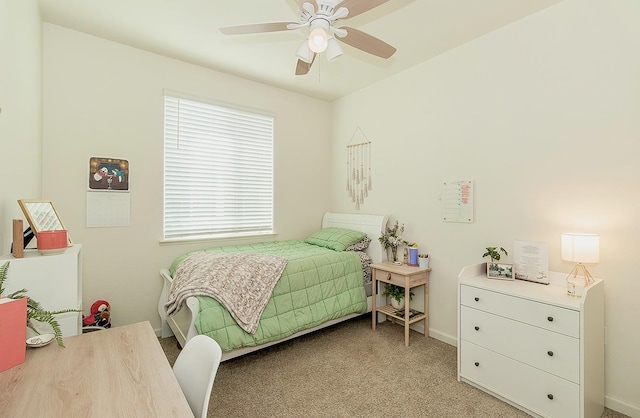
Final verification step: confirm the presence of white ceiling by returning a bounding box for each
[38,0,563,102]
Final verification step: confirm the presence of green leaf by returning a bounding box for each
[1,261,79,348]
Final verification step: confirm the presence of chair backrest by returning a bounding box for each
[173,335,223,418]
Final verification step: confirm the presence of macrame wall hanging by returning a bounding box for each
[346,127,372,210]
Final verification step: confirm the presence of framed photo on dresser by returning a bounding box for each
[487,262,514,280]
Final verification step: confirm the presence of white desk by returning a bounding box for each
[0,321,193,417]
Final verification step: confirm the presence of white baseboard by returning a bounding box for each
[605,395,640,418]
[406,322,457,347]
[429,328,457,347]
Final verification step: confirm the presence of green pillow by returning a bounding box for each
[305,227,367,252]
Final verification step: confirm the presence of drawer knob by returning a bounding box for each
[474,326,480,331]
[547,316,554,322]
[474,297,480,302]
[387,273,391,280]
[547,351,554,357]
[547,394,554,400]
[474,362,479,367]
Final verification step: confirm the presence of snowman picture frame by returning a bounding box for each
[89,157,129,190]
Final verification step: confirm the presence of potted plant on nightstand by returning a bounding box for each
[0,261,78,347]
[382,284,414,310]
[379,220,409,263]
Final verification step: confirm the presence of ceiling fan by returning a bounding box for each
[220,0,397,75]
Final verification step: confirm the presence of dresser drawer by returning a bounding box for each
[460,285,579,338]
[460,340,579,418]
[460,305,579,382]
[373,269,428,287]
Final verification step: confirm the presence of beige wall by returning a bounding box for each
[41,23,331,337]
[0,0,42,254]
[6,0,638,415]
[330,0,639,414]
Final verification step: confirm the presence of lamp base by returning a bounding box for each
[566,263,594,297]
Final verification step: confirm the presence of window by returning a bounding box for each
[163,93,274,240]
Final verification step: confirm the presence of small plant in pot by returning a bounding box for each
[0,261,78,347]
[382,284,414,310]
[482,246,508,277]
[379,221,409,263]
[482,247,508,262]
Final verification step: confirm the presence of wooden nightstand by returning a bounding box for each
[371,262,431,346]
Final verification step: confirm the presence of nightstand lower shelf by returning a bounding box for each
[377,305,426,325]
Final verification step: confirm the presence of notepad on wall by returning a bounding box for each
[0,297,27,372]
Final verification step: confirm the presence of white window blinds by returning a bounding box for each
[163,94,274,240]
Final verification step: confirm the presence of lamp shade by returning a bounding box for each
[561,233,600,263]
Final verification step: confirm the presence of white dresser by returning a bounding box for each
[457,263,604,418]
[1,245,82,337]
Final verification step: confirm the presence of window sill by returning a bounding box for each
[159,231,278,247]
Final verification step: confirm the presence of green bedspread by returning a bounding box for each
[169,240,367,352]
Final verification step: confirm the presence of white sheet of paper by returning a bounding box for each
[513,240,549,284]
[86,191,130,227]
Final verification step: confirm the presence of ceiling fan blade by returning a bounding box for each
[337,0,390,19]
[337,26,396,59]
[220,22,297,35]
[295,54,316,75]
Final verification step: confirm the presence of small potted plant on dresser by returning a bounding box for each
[382,284,415,310]
[482,246,511,279]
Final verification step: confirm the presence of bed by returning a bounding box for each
[158,212,389,361]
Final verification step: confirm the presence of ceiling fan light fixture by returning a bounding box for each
[308,27,328,53]
[296,40,313,63]
[219,0,398,77]
[325,37,343,62]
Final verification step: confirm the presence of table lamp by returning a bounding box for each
[561,233,599,297]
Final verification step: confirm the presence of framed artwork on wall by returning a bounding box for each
[89,157,129,190]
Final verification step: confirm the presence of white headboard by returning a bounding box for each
[322,212,389,263]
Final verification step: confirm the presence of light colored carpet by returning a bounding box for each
[159,314,628,418]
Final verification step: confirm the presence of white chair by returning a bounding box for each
[173,335,223,418]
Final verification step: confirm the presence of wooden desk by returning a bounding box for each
[0,321,193,417]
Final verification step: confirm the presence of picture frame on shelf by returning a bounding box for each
[17,199,72,245]
[487,262,514,280]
